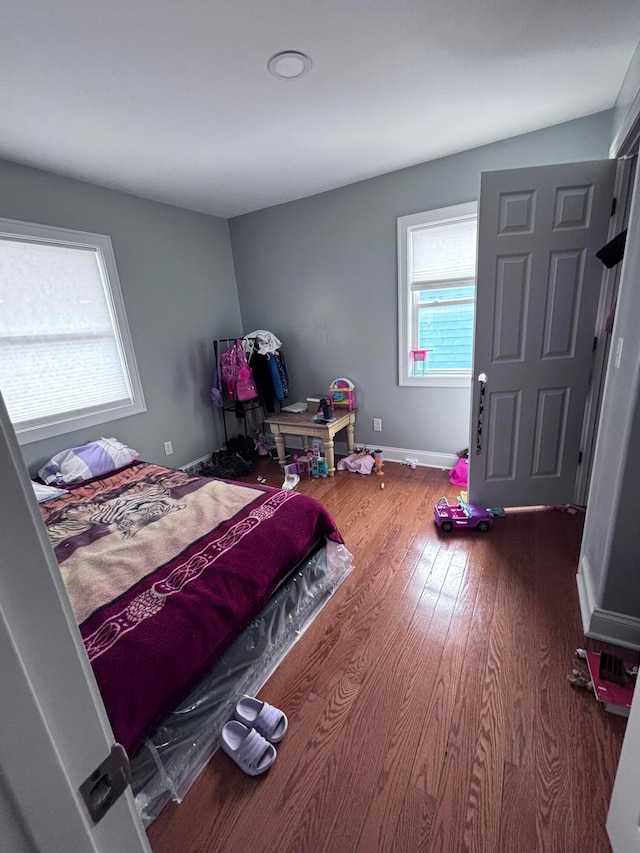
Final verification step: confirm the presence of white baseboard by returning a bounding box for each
[363,444,458,470]
[183,441,457,476]
[181,452,214,473]
[283,437,457,470]
[576,555,598,633]
[193,431,458,473]
[577,555,640,651]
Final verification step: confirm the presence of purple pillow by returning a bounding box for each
[38,438,139,485]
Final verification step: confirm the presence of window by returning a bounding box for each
[0,218,145,444]
[398,201,478,386]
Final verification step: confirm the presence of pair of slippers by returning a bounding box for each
[221,695,288,776]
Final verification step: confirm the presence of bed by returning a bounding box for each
[38,459,352,823]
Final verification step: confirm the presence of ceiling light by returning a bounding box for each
[268,51,312,81]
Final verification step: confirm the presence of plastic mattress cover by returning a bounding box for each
[131,538,353,827]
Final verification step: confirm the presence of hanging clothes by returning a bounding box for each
[225,331,290,411]
[273,350,289,399]
[251,353,277,412]
[268,353,285,401]
[243,330,282,355]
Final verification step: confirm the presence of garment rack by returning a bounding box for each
[213,337,263,448]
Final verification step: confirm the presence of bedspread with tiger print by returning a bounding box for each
[39,461,341,754]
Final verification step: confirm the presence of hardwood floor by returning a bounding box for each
[148,458,630,853]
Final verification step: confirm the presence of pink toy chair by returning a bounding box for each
[293,454,312,477]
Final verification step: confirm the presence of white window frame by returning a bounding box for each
[397,200,477,387]
[0,217,146,444]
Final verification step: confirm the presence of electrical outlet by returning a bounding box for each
[373,418,382,432]
[164,440,173,456]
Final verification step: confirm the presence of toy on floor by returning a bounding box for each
[337,451,375,474]
[569,648,637,717]
[433,495,492,532]
[285,453,312,478]
[311,456,328,478]
[449,457,468,487]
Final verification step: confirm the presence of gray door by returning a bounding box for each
[607,687,640,852]
[0,391,150,853]
[469,160,616,508]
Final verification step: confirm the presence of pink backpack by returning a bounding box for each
[221,339,257,402]
[236,340,258,401]
[220,342,240,400]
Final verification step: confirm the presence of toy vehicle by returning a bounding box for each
[434,496,492,533]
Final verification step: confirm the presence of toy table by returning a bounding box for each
[265,409,357,477]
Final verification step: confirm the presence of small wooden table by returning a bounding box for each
[265,409,357,477]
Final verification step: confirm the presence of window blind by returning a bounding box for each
[410,215,477,283]
[0,237,134,429]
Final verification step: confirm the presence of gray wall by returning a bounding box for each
[0,159,241,473]
[229,111,614,455]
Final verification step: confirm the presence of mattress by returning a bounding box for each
[131,537,352,825]
[39,461,343,756]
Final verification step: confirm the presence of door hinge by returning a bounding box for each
[578,450,583,465]
[611,197,617,217]
[593,336,598,352]
[80,744,130,825]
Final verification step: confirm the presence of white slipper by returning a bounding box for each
[220,720,276,776]
[281,473,300,490]
[234,695,289,743]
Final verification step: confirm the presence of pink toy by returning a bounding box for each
[337,451,375,474]
[293,453,312,477]
[410,349,429,377]
[329,378,355,411]
[449,457,468,487]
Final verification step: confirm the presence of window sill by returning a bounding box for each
[15,399,147,445]
[399,374,472,389]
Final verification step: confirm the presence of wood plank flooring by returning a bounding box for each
[148,459,630,853]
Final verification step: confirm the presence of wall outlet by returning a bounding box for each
[164,440,173,456]
[373,418,382,432]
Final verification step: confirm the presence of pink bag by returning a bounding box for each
[220,343,240,400]
[449,457,468,487]
[235,340,258,402]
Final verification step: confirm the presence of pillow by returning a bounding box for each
[32,481,69,503]
[38,438,139,485]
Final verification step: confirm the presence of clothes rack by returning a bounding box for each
[213,338,263,448]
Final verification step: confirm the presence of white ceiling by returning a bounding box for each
[1,0,639,218]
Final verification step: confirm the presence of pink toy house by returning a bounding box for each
[329,378,355,411]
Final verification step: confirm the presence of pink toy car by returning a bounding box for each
[434,496,492,533]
